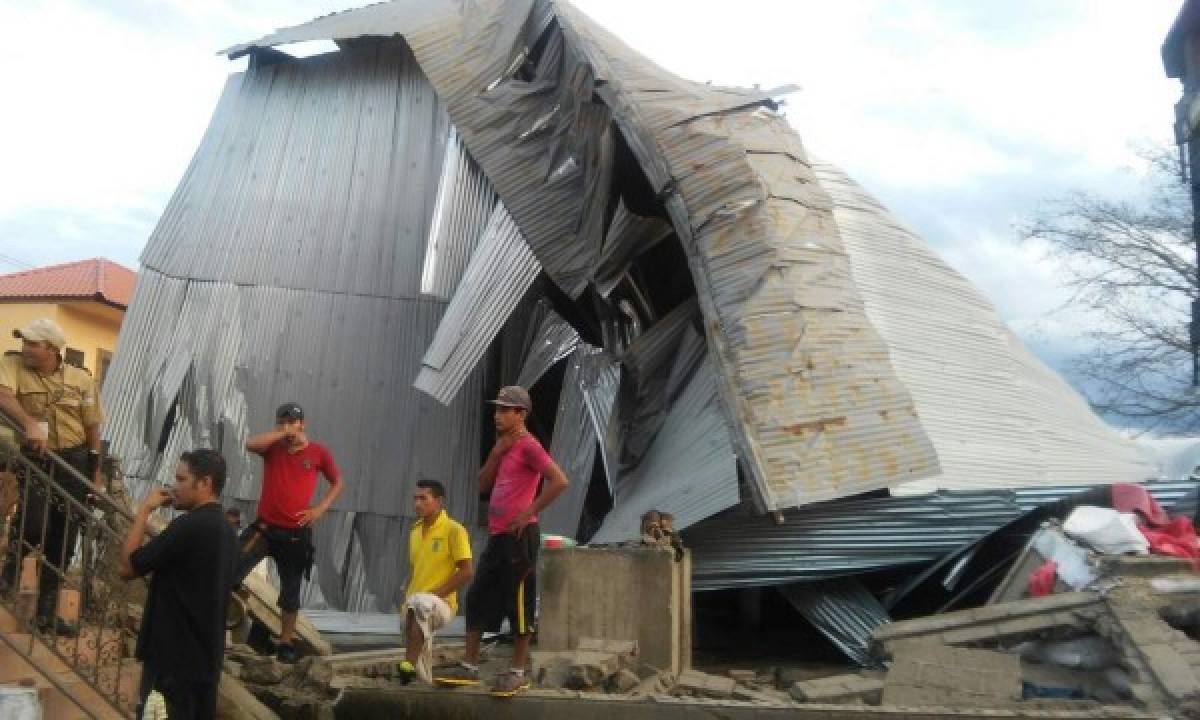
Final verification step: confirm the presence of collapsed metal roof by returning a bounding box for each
[103,0,1158,612]
[222,0,944,512]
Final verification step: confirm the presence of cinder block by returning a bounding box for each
[675,669,735,699]
[883,646,1020,708]
[789,674,883,704]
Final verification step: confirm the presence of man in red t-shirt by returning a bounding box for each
[435,386,568,697]
[237,402,343,663]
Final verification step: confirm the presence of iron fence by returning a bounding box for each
[0,410,140,718]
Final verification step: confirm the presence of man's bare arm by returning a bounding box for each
[506,461,569,535]
[118,488,171,580]
[0,389,43,450]
[430,558,474,599]
[296,473,344,527]
[245,429,288,455]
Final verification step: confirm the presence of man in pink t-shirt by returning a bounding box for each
[434,386,568,697]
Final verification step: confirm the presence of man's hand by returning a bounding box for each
[506,508,534,538]
[296,506,324,527]
[138,488,172,516]
[22,421,47,454]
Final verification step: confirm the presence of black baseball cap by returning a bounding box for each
[276,402,304,421]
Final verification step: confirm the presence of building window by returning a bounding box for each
[64,348,85,369]
[97,349,113,387]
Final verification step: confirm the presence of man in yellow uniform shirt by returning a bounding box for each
[0,319,104,635]
[400,480,472,684]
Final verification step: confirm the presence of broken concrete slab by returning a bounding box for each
[630,670,675,697]
[675,668,736,699]
[610,668,640,694]
[731,684,791,704]
[567,651,621,690]
[578,637,637,656]
[883,645,1021,708]
[240,656,285,686]
[871,592,1104,657]
[790,673,884,704]
[531,651,575,689]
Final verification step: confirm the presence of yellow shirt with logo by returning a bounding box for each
[0,354,103,450]
[406,509,472,613]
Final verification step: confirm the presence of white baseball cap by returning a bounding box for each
[13,318,66,349]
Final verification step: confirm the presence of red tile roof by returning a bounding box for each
[0,258,136,309]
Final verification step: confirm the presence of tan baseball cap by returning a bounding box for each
[13,318,66,349]
[487,385,532,411]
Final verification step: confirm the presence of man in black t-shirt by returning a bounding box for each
[119,449,237,720]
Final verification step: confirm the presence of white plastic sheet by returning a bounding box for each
[1063,506,1149,555]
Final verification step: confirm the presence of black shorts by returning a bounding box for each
[235,522,313,612]
[465,527,538,635]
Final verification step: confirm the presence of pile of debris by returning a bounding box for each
[527,637,791,704]
[782,558,1200,716]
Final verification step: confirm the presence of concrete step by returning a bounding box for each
[0,605,135,718]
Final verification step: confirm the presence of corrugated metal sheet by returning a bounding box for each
[228,0,608,300]
[223,0,939,513]
[414,202,541,404]
[538,345,613,536]
[515,309,581,390]
[812,161,1155,492]
[102,43,493,612]
[609,300,698,470]
[421,128,497,299]
[593,198,673,297]
[106,1,1176,620]
[144,44,448,298]
[684,481,1200,591]
[778,578,890,667]
[552,3,940,511]
[591,348,739,542]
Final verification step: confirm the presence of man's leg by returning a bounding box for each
[404,595,452,684]
[280,610,298,647]
[135,663,157,720]
[513,632,532,672]
[34,494,68,628]
[404,608,423,666]
[156,675,199,720]
[463,628,482,664]
[272,535,306,663]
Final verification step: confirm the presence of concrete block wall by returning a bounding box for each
[538,547,691,674]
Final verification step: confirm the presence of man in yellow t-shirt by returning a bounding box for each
[401,480,473,684]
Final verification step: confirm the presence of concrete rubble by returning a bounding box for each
[221,558,1200,720]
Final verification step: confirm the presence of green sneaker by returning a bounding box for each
[490,670,530,698]
[433,662,480,687]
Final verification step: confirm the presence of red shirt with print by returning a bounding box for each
[256,441,340,529]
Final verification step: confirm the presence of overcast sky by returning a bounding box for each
[0,0,1184,373]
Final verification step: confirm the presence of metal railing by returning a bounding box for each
[0,411,141,718]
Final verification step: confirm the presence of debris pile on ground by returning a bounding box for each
[528,637,796,705]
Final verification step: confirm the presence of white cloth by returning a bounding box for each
[405,592,454,683]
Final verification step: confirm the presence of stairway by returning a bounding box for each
[0,603,136,718]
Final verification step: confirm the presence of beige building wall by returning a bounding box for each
[1,301,124,385]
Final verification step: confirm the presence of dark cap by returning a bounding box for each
[487,385,531,411]
[275,402,304,421]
